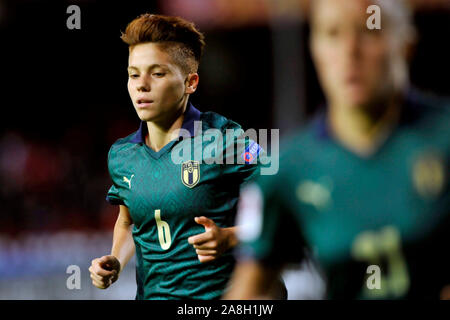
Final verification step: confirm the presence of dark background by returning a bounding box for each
[1,0,449,234]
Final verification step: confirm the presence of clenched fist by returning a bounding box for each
[89,255,121,289]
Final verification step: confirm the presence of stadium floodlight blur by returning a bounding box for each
[0,230,137,299]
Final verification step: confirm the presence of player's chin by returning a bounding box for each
[135,108,160,122]
[340,87,370,106]
[335,91,373,110]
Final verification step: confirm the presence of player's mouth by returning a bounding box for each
[344,74,364,88]
[136,98,154,108]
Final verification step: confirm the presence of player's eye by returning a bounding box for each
[153,72,166,77]
[129,74,139,79]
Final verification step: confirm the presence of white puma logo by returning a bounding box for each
[123,174,135,189]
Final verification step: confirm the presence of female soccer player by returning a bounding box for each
[225,0,450,300]
[88,14,262,299]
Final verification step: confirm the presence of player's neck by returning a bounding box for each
[328,95,401,157]
[145,101,188,152]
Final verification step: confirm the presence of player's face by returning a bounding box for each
[310,0,396,109]
[127,42,188,123]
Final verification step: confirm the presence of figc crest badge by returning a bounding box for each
[181,160,200,188]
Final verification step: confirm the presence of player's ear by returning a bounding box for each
[185,73,199,94]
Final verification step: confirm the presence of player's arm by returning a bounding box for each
[89,205,135,289]
[188,216,239,263]
[111,204,135,271]
[225,179,303,299]
[223,260,281,299]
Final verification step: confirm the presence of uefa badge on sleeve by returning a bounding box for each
[181,160,200,188]
[242,141,261,164]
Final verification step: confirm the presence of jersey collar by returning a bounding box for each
[313,88,423,141]
[129,102,201,144]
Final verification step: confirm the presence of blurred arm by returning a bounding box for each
[224,226,239,249]
[223,260,280,299]
[111,205,135,273]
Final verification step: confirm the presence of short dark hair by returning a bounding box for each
[121,13,206,74]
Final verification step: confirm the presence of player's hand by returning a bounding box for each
[188,216,234,263]
[89,255,121,289]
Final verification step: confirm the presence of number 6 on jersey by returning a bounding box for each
[154,209,172,250]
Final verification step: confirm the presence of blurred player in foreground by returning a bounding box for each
[225,0,450,299]
[88,14,266,299]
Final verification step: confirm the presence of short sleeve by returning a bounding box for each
[106,184,124,205]
[235,173,306,267]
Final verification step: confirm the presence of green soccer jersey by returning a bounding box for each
[238,90,450,299]
[106,103,262,300]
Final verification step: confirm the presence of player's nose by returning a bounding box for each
[343,31,362,59]
[136,75,151,92]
